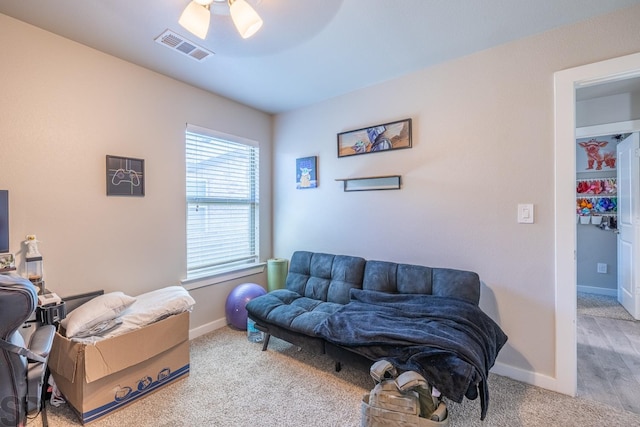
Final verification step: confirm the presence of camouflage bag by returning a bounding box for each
[361,360,449,427]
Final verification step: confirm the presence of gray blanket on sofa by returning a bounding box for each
[313,289,507,420]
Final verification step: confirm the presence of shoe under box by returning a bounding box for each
[48,311,190,424]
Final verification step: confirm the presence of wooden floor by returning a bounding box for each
[577,310,640,413]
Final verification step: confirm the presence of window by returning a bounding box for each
[185,124,259,279]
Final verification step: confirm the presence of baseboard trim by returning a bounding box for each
[490,362,559,393]
[577,285,617,297]
[189,317,227,340]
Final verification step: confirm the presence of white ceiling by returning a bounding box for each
[2,0,640,114]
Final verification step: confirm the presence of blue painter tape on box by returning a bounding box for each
[82,363,190,423]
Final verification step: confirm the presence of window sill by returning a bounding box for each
[181,263,266,291]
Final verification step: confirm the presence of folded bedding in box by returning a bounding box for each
[61,286,195,343]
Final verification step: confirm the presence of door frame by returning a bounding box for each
[554,52,640,396]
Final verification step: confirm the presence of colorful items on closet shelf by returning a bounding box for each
[577,198,593,215]
[594,197,616,213]
[576,178,616,195]
[576,197,617,215]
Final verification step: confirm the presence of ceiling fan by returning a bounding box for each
[179,0,263,40]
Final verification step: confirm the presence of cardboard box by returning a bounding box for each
[48,311,190,424]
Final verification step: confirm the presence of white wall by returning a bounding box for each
[0,14,272,333]
[577,225,618,293]
[577,91,640,127]
[273,5,640,385]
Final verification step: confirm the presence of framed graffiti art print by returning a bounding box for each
[337,118,412,158]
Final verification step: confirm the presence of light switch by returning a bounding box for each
[518,204,534,224]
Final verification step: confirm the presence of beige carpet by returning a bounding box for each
[577,292,637,321]
[32,326,640,427]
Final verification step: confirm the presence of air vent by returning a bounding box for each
[155,30,214,62]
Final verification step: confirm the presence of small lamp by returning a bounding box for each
[24,234,44,293]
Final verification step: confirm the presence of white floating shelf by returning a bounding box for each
[335,175,401,192]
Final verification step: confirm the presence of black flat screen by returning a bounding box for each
[0,190,9,253]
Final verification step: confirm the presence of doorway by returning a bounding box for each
[574,125,640,412]
[554,52,640,396]
[574,129,621,299]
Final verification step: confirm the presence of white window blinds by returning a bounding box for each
[185,125,259,278]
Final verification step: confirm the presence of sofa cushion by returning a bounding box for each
[363,260,480,304]
[432,268,480,304]
[396,264,433,293]
[285,251,365,305]
[363,260,440,294]
[245,289,342,336]
[362,261,399,293]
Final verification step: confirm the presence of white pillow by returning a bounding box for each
[61,292,136,338]
[119,286,195,326]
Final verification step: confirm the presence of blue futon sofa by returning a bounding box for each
[245,250,507,420]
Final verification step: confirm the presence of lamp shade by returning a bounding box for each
[179,1,211,39]
[229,0,263,39]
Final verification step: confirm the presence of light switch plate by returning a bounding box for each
[518,204,534,224]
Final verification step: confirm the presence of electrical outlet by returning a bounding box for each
[597,263,607,274]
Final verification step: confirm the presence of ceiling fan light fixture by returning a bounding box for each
[228,0,263,39]
[179,1,212,40]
